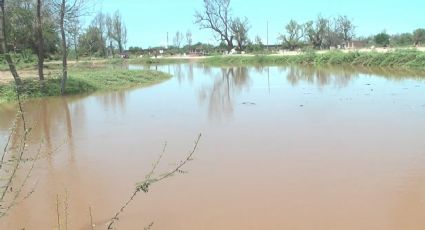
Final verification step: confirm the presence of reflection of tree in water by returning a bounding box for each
[0,97,78,221]
[283,65,425,87]
[188,63,194,83]
[174,64,183,83]
[0,99,73,146]
[285,65,356,88]
[172,64,196,84]
[96,91,128,114]
[199,67,251,120]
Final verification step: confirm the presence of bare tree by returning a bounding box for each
[58,0,69,95]
[105,14,114,56]
[230,17,249,52]
[106,11,127,54]
[173,31,183,48]
[0,0,23,87]
[67,17,81,61]
[335,15,355,45]
[186,30,192,50]
[279,19,304,50]
[195,0,234,53]
[51,0,90,95]
[36,0,45,81]
[92,12,107,57]
[413,28,425,46]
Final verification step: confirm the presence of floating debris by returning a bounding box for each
[241,102,256,106]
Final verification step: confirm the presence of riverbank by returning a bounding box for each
[202,50,425,69]
[0,68,171,103]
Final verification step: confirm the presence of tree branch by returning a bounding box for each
[107,134,202,230]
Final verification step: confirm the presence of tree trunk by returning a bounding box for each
[226,39,233,53]
[118,40,123,54]
[36,0,45,81]
[0,3,23,88]
[100,35,106,57]
[60,0,68,95]
[74,34,78,62]
[109,41,114,57]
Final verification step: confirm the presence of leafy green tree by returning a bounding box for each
[91,12,107,57]
[246,36,264,53]
[279,19,304,50]
[391,33,413,47]
[0,0,23,87]
[304,15,330,49]
[413,28,425,46]
[79,26,106,57]
[42,19,61,55]
[374,32,390,47]
[230,17,250,52]
[128,46,143,55]
[4,0,35,52]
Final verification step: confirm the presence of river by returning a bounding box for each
[0,64,425,230]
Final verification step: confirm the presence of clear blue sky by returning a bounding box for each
[91,0,425,48]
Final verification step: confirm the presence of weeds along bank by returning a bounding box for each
[0,69,171,103]
[202,50,425,69]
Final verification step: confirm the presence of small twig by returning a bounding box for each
[144,222,154,230]
[89,206,94,230]
[56,194,61,230]
[107,134,201,230]
[64,189,69,230]
[144,142,167,181]
[22,180,39,201]
[0,87,30,202]
[145,134,201,185]
[0,141,43,218]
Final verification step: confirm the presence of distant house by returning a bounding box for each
[189,45,208,56]
[120,52,130,59]
[344,40,367,49]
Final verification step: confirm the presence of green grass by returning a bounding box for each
[202,50,425,70]
[0,68,171,103]
[0,61,37,71]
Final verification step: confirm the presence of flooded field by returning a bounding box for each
[1,64,425,230]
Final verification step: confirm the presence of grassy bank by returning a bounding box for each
[0,68,171,103]
[1,56,191,72]
[202,50,425,69]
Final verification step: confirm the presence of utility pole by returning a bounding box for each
[166,32,169,49]
[266,21,269,52]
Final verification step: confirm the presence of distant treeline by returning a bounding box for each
[2,0,425,59]
[2,0,127,60]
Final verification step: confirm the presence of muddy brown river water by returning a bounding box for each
[1,64,425,230]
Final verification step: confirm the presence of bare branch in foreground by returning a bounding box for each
[107,134,202,230]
